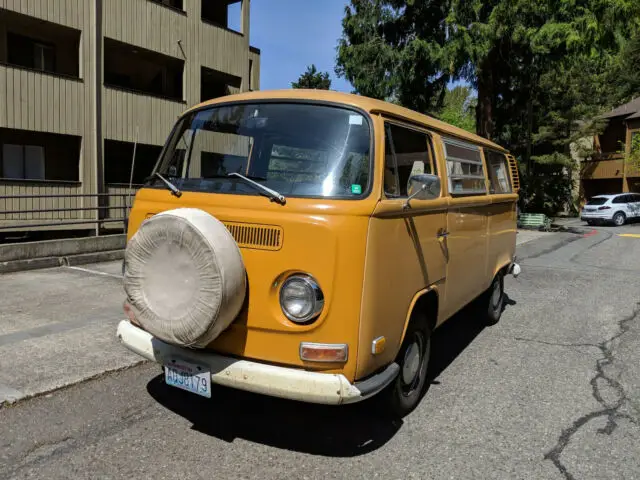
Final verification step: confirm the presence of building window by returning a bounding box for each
[104,140,163,185]
[384,122,436,198]
[442,138,486,196]
[104,38,184,101]
[0,128,80,181]
[485,150,512,194]
[149,0,183,11]
[201,0,242,33]
[201,67,241,102]
[0,8,81,78]
[2,144,45,180]
[7,32,56,73]
[599,118,627,154]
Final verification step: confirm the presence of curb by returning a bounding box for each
[0,249,124,274]
[0,359,148,409]
[61,249,124,267]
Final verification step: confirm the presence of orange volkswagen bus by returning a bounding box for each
[117,89,520,417]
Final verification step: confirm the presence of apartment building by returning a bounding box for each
[0,0,260,234]
[579,98,640,200]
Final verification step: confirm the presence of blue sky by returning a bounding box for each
[229,1,467,93]
[231,0,353,92]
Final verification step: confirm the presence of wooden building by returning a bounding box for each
[581,98,640,200]
[0,0,260,235]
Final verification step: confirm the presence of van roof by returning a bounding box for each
[186,89,509,153]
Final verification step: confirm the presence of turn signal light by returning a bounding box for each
[372,336,386,355]
[300,343,348,363]
[598,206,611,210]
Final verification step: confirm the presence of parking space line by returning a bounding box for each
[618,234,640,238]
[64,265,122,279]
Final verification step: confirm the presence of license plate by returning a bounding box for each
[164,359,211,398]
[585,208,595,212]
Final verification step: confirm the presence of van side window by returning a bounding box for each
[384,122,435,198]
[442,138,486,196]
[485,150,513,194]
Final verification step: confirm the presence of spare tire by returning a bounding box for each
[123,208,246,348]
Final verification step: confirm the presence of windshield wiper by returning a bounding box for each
[228,172,286,205]
[152,172,182,198]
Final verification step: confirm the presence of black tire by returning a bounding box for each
[612,212,626,227]
[586,220,594,226]
[481,271,505,326]
[378,313,431,418]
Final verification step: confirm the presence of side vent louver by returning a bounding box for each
[507,155,520,192]
[223,222,283,251]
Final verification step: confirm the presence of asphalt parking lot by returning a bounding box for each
[1,221,639,479]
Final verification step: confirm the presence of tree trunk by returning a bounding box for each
[476,50,496,140]
[526,95,533,177]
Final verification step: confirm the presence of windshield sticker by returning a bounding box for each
[351,184,363,195]
[349,115,363,125]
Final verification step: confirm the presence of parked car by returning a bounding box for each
[580,193,640,226]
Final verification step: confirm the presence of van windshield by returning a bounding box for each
[148,102,372,200]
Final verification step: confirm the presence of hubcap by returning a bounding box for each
[615,214,624,226]
[402,337,422,386]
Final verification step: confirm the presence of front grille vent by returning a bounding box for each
[223,222,283,251]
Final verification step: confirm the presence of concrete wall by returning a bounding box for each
[0,233,125,262]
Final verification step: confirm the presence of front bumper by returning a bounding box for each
[116,320,399,405]
[508,256,521,278]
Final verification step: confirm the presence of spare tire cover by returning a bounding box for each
[124,208,246,348]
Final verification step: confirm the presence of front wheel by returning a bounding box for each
[377,315,431,418]
[612,212,626,227]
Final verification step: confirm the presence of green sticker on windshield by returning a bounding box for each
[351,184,362,195]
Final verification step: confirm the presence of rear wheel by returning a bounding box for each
[613,212,626,227]
[481,271,505,326]
[378,313,431,418]
[586,220,595,226]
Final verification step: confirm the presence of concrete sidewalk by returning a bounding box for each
[0,260,141,406]
[516,229,551,246]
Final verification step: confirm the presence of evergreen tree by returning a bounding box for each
[336,0,640,214]
[292,65,332,90]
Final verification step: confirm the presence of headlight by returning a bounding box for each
[279,274,324,323]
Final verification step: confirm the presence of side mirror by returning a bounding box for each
[404,174,441,210]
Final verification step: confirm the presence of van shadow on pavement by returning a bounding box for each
[146,297,515,457]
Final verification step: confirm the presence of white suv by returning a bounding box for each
[580,193,640,226]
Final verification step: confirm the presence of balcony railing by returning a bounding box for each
[0,186,141,233]
[589,152,625,162]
